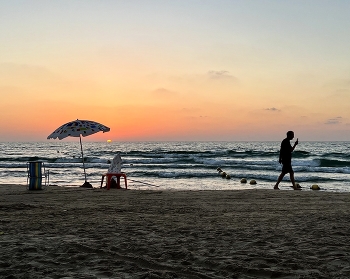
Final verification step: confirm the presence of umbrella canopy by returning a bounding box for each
[47,119,110,187]
[47,119,110,140]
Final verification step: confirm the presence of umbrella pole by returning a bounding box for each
[79,135,87,182]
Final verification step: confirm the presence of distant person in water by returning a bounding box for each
[274,131,300,190]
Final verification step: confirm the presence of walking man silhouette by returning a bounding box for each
[274,131,300,190]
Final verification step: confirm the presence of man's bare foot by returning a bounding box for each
[274,186,280,190]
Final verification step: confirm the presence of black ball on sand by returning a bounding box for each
[80,182,93,188]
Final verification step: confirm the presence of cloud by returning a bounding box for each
[207,70,236,80]
[265,107,280,112]
[325,117,342,125]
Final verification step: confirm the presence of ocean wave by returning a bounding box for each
[321,152,350,159]
[2,141,350,191]
[318,158,350,168]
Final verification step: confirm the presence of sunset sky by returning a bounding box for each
[1,0,350,141]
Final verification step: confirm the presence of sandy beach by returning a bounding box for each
[1,185,350,278]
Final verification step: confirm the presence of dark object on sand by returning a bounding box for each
[80,181,93,188]
[109,178,121,189]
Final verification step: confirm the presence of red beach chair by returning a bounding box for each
[101,153,127,189]
[100,173,128,190]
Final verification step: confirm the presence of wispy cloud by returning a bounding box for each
[207,70,236,80]
[325,116,342,125]
[264,107,280,112]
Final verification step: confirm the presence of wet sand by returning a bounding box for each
[1,185,350,278]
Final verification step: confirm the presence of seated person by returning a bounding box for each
[107,153,123,188]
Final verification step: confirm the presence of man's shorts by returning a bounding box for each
[282,164,293,174]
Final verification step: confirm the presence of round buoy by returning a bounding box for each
[226,174,231,179]
[240,178,247,183]
[221,172,227,178]
[250,179,257,185]
[311,184,320,190]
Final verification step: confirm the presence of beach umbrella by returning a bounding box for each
[47,119,110,187]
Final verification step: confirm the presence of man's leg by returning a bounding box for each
[274,172,285,189]
[289,171,299,190]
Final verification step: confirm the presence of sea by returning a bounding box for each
[1,141,350,192]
